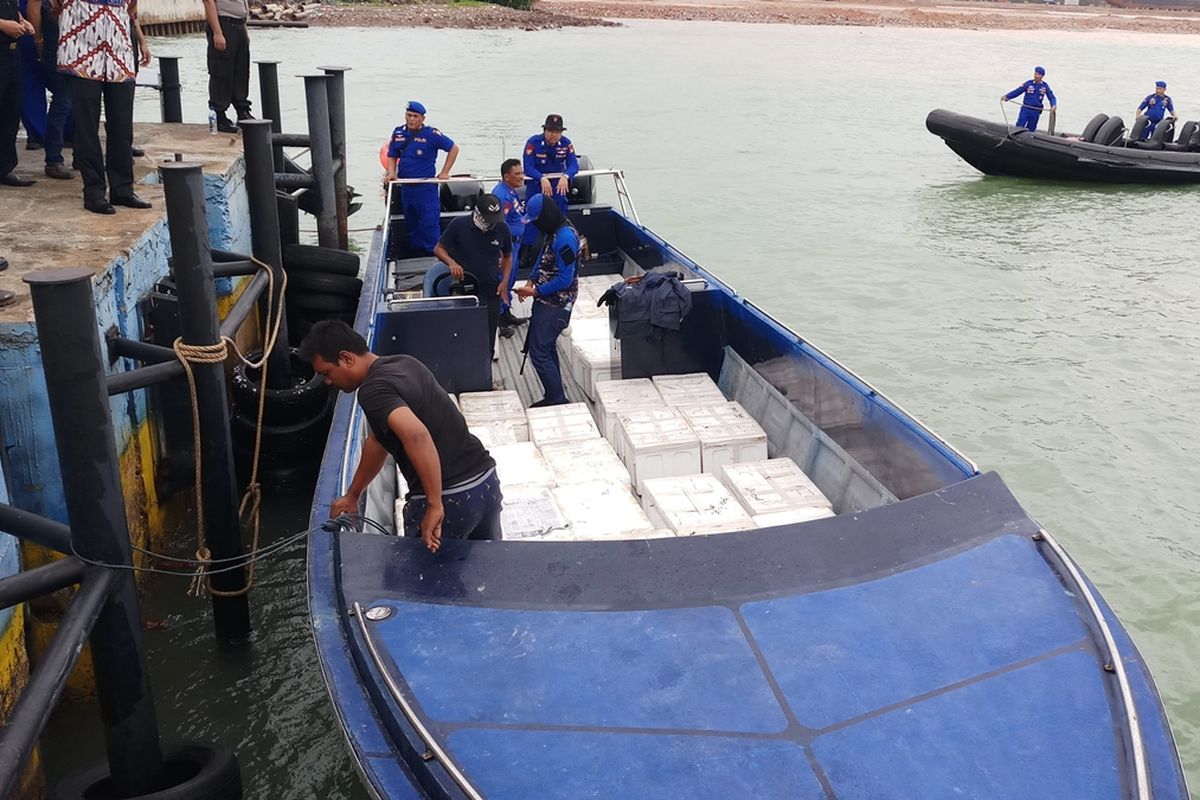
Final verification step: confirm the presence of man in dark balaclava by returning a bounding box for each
[514,193,580,407]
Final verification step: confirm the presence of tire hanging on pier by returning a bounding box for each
[52,742,242,800]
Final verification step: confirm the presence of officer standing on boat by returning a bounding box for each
[385,100,460,255]
[493,158,528,336]
[1135,81,1176,139]
[1002,66,1056,132]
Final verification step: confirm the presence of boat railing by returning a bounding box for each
[383,168,642,226]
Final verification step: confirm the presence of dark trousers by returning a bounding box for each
[68,76,134,204]
[43,69,70,166]
[528,300,572,404]
[206,16,251,118]
[1015,107,1041,132]
[472,285,500,359]
[400,183,441,253]
[0,48,21,176]
[401,469,503,541]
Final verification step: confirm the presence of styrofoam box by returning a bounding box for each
[527,402,601,448]
[540,438,630,487]
[641,474,755,536]
[552,480,653,539]
[446,392,460,410]
[681,401,769,473]
[510,296,532,320]
[595,378,663,443]
[491,442,556,489]
[565,316,610,343]
[468,418,529,445]
[571,338,621,400]
[459,390,523,420]
[614,407,702,494]
[653,372,726,407]
[753,506,836,528]
[500,487,574,541]
[719,458,832,518]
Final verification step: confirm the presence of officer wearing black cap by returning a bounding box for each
[433,193,513,358]
[523,114,578,216]
[0,0,35,187]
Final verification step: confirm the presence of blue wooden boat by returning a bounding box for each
[307,171,1190,799]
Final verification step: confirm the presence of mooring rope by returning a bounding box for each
[173,257,287,598]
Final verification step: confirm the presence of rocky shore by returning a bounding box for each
[309,0,1200,33]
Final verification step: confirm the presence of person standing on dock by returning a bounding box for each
[300,321,501,552]
[493,157,528,336]
[432,192,512,359]
[57,0,150,213]
[384,100,459,255]
[1002,66,1056,132]
[0,0,36,187]
[22,0,73,179]
[1135,81,1176,139]
[523,113,578,216]
[514,193,579,408]
[202,0,251,133]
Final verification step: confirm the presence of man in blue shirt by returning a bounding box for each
[433,193,512,360]
[1002,66,1057,132]
[492,157,527,336]
[1136,81,1176,139]
[523,113,578,217]
[514,193,580,408]
[385,100,460,255]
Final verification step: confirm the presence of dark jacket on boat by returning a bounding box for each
[605,272,693,340]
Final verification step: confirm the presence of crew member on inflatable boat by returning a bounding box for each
[514,193,580,408]
[1002,66,1057,132]
[493,158,528,337]
[384,100,460,255]
[1136,81,1176,139]
[302,320,501,552]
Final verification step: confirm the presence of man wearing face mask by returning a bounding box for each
[433,193,512,359]
[514,192,580,408]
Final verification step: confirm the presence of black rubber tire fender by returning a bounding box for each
[52,742,241,800]
[288,291,358,314]
[231,348,330,424]
[1128,115,1150,142]
[1094,115,1125,146]
[282,243,360,276]
[229,396,333,457]
[284,270,363,298]
[1080,113,1108,142]
[1150,118,1175,144]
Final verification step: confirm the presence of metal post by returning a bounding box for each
[158,56,183,124]
[241,119,292,389]
[160,163,252,641]
[303,74,338,248]
[24,268,167,796]
[256,61,284,173]
[320,66,350,249]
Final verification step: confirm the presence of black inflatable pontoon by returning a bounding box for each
[927,108,1200,184]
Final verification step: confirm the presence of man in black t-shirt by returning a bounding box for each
[433,193,512,359]
[299,321,500,552]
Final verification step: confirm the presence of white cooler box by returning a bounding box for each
[470,420,526,447]
[491,442,556,489]
[595,379,663,443]
[641,474,756,536]
[500,487,573,540]
[614,407,702,495]
[680,401,769,473]
[552,480,653,539]
[461,390,529,442]
[653,372,727,407]
[719,458,835,527]
[527,402,600,448]
[540,438,630,487]
[570,338,621,400]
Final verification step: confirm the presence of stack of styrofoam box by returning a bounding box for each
[653,372,727,407]
[680,401,769,474]
[614,406,701,494]
[641,474,756,536]
[719,458,835,528]
[500,486,574,541]
[594,379,663,444]
[552,480,654,539]
[527,402,600,448]
[540,438,630,487]
[469,421,521,449]
[460,390,529,443]
[490,442,556,489]
[571,337,621,400]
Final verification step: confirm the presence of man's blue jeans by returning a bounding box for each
[401,468,503,541]
[528,300,572,404]
[43,70,71,166]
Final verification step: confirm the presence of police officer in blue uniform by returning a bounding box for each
[523,114,578,217]
[492,157,528,335]
[0,0,35,187]
[385,100,460,255]
[1136,81,1176,139]
[1002,66,1057,132]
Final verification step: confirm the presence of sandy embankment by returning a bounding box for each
[310,0,1200,33]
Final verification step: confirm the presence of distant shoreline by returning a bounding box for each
[311,0,1200,33]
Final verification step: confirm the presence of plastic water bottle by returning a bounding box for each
[208,110,217,134]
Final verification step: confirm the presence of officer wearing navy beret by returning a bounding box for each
[1136,81,1176,139]
[1002,66,1057,132]
[385,100,460,255]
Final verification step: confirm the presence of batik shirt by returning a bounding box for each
[57,0,135,82]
